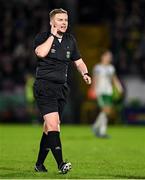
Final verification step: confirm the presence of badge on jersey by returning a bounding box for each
[66,51,70,59]
[51,48,56,53]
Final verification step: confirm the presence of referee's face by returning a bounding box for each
[51,13,68,34]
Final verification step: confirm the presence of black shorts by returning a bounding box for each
[33,79,70,117]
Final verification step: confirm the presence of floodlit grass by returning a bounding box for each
[0,124,145,179]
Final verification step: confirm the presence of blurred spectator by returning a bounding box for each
[135,31,145,79]
[110,0,145,76]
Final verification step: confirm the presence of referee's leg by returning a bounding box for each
[43,112,71,174]
[43,112,64,168]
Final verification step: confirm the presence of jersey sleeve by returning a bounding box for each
[70,35,81,61]
[93,65,100,75]
[110,65,116,75]
[33,32,48,50]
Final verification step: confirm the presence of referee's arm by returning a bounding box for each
[74,59,91,85]
[35,35,55,58]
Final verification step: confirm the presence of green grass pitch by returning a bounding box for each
[0,124,145,179]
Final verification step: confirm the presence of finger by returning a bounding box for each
[86,78,90,84]
[87,78,91,84]
[87,80,91,84]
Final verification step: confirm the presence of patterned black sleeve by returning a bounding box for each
[33,32,48,50]
[70,35,81,61]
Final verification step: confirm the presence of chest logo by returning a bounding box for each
[51,48,56,53]
[66,51,71,59]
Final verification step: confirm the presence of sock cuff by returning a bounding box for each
[100,112,106,118]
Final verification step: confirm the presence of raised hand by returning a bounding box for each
[51,24,58,36]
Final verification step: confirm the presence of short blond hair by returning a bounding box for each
[49,8,68,20]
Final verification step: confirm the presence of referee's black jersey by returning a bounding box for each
[33,32,81,84]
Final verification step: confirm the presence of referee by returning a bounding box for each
[33,8,91,174]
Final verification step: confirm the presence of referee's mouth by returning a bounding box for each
[61,26,67,30]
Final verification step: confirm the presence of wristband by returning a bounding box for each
[83,73,90,76]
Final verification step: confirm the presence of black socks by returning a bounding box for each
[47,131,63,168]
[36,133,49,166]
[36,131,63,168]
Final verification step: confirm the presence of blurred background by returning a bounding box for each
[0,0,145,125]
